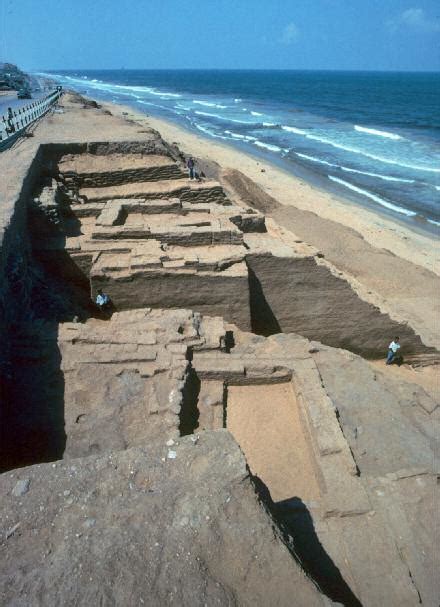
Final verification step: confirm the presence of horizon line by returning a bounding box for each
[33,67,440,74]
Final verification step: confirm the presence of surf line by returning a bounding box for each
[328,175,416,217]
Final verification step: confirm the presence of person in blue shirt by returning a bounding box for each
[186,157,195,180]
[96,289,111,312]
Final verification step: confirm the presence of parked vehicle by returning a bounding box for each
[17,88,32,99]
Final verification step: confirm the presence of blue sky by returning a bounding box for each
[1,0,439,71]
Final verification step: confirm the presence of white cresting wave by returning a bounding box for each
[253,140,288,153]
[193,100,228,109]
[328,176,416,217]
[283,125,440,173]
[354,125,402,140]
[340,166,415,183]
[295,153,416,183]
[427,218,440,227]
[194,122,232,140]
[251,111,263,116]
[224,130,257,142]
[194,110,258,125]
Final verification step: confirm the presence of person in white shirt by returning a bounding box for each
[386,336,400,365]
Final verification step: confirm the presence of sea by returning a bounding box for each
[38,69,440,230]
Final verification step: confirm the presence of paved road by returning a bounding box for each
[0,90,49,117]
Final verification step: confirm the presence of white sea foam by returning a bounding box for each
[253,141,287,153]
[282,125,308,135]
[195,110,224,119]
[234,98,242,103]
[193,100,228,109]
[340,166,415,183]
[354,125,402,140]
[224,130,257,141]
[427,218,440,227]
[136,100,169,111]
[435,186,440,191]
[251,111,263,116]
[194,123,231,140]
[296,153,338,168]
[175,104,191,111]
[145,89,181,98]
[283,125,439,172]
[229,117,257,124]
[324,141,440,173]
[194,111,257,125]
[328,176,416,217]
[263,122,277,127]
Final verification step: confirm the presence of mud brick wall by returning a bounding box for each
[246,253,435,360]
[61,164,186,189]
[91,270,251,331]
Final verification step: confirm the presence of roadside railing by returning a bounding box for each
[0,89,63,148]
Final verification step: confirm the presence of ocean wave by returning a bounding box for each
[234,98,242,103]
[435,186,440,191]
[296,152,338,167]
[263,122,277,127]
[253,141,288,153]
[194,110,258,125]
[297,152,417,183]
[427,218,440,227]
[251,111,263,116]
[284,126,440,173]
[229,117,257,124]
[175,104,191,111]
[282,125,308,135]
[340,166,415,183]
[328,176,416,217]
[195,110,226,119]
[224,130,257,141]
[194,123,231,140]
[193,100,227,109]
[136,100,169,111]
[354,125,402,140]
[144,89,181,98]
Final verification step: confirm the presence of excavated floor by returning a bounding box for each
[227,383,320,501]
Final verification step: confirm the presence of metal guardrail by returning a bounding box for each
[0,88,63,146]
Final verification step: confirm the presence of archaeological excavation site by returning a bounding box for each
[0,94,438,606]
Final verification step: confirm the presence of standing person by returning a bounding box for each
[186,157,195,180]
[6,108,15,134]
[386,336,400,365]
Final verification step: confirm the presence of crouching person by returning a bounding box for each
[95,289,112,316]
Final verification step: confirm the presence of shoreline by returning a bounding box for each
[94,95,439,276]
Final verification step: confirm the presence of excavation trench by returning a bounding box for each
[2,141,436,473]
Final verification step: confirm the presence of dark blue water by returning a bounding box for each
[39,69,440,228]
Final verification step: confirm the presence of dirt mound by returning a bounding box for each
[0,431,325,607]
